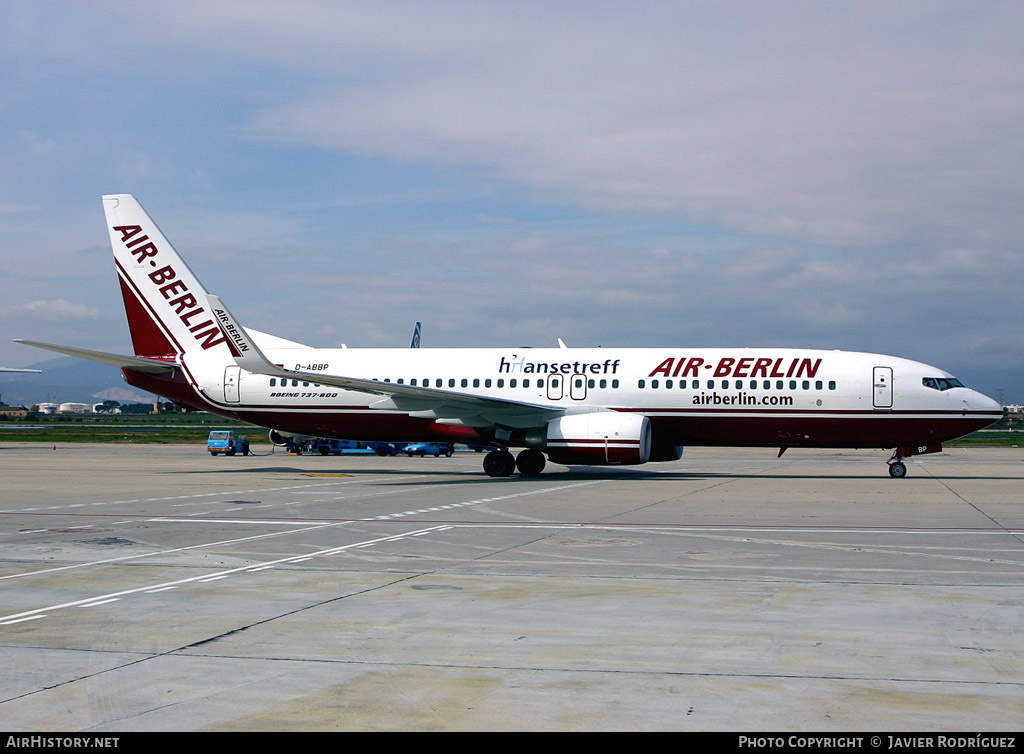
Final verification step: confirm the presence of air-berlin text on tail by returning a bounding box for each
[113,225,227,351]
[649,356,823,379]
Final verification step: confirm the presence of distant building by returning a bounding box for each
[35,403,58,414]
[58,402,93,414]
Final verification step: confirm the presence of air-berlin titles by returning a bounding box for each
[497,355,823,380]
[648,356,822,379]
[114,224,227,351]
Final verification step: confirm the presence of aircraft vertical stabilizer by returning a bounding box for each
[102,195,227,359]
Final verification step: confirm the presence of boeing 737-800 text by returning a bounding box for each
[17,195,1004,478]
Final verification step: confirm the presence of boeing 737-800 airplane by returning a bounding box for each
[17,195,1004,478]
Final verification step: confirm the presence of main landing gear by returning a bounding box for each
[483,448,546,477]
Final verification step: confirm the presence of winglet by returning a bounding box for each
[206,295,285,376]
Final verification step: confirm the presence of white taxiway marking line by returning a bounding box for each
[78,598,120,608]
[0,480,608,626]
[450,523,1024,567]
[0,526,449,626]
[7,475,428,514]
[0,517,364,583]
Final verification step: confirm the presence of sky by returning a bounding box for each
[2,1,1023,395]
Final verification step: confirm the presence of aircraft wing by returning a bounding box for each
[13,340,179,373]
[207,296,564,429]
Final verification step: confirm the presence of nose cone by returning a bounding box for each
[971,389,1004,416]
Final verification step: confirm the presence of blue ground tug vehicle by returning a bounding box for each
[207,430,251,456]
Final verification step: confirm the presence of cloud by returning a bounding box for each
[2,1,1023,394]
[1,299,100,321]
[177,1,1024,248]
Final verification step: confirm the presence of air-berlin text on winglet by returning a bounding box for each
[113,224,227,351]
[649,356,823,379]
[212,308,250,353]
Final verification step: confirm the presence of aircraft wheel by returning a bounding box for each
[483,449,516,477]
[889,461,907,478]
[516,449,546,476]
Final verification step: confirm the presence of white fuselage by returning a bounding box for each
[134,345,1002,452]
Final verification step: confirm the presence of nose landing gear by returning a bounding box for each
[886,443,942,478]
[887,455,907,478]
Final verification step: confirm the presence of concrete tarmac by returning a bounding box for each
[0,443,1022,731]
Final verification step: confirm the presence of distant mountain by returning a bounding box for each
[0,356,152,407]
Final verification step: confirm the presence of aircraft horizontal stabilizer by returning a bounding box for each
[14,340,179,373]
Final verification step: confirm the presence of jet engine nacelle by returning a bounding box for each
[534,412,652,466]
[649,444,684,462]
[269,429,303,446]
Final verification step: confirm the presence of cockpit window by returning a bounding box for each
[922,377,965,391]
